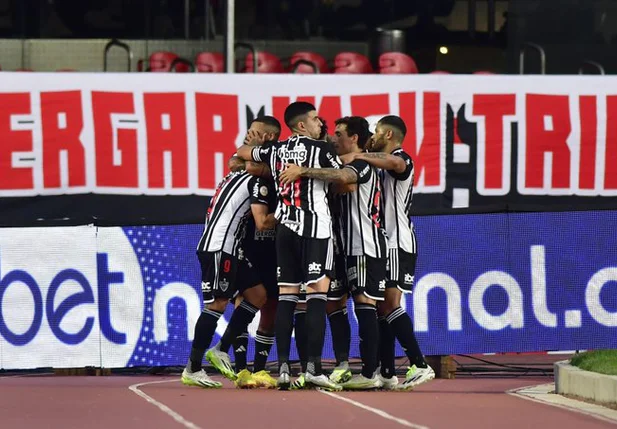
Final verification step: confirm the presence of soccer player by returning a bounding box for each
[181,168,270,388]
[227,116,282,389]
[280,116,387,390]
[237,102,342,391]
[342,115,435,390]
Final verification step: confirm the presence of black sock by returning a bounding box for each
[387,307,427,368]
[306,293,327,376]
[355,304,379,378]
[253,331,275,372]
[294,309,308,373]
[188,308,223,372]
[328,307,350,365]
[233,329,249,371]
[275,294,298,371]
[219,301,259,353]
[378,316,396,378]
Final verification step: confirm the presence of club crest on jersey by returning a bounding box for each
[404,273,415,285]
[278,146,307,163]
[219,278,230,292]
[308,262,322,275]
[259,186,269,196]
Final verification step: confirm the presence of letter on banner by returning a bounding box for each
[152,282,201,343]
[586,267,617,327]
[413,273,462,332]
[530,245,558,327]
[469,271,523,330]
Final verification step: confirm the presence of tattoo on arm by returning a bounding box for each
[301,167,356,184]
[359,153,388,159]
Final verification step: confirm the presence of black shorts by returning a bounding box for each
[386,249,417,293]
[198,250,260,303]
[276,224,334,287]
[327,252,348,301]
[243,244,278,299]
[346,255,387,301]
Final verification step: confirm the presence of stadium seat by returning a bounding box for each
[334,52,373,74]
[245,51,284,73]
[149,51,191,72]
[378,52,418,74]
[289,51,329,73]
[195,52,224,72]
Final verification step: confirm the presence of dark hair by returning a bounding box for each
[252,115,281,135]
[284,101,316,129]
[335,116,371,149]
[378,115,407,138]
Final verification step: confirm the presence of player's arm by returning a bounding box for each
[228,155,246,172]
[251,203,276,230]
[279,164,357,185]
[246,161,271,178]
[350,152,407,173]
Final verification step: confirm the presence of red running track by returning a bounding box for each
[0,374,614,429]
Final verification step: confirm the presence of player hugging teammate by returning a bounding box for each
[182,101,434,392]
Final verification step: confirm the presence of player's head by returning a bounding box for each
[370,115,407,151]
[332,116,370,155]
[249,115,281,143]
[284,101,322,139]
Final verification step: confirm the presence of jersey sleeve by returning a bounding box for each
[249,177,270,206]
[387,150,414,181]
[250,141,274,168]
[345,159,372,184]
[319,145,342,169]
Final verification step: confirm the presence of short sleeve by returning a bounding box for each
[319,145,342,169]
[250,142,274,168]
[346,159,372,184]
[388,150,413,181]
[249,177,270,205]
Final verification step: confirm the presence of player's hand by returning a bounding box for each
[244,129,266,146]
[279,164,303,185]
[339,152,358,165]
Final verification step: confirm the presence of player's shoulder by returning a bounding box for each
[294,135,332,149]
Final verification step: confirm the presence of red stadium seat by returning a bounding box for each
[245,52,284,73]
[289,51,330,73]
[195,52,224,72]
[333,52,373,74]
[378,52,418,74]
[149,51,191,72]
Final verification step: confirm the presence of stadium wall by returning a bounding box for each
[0,73,616,369]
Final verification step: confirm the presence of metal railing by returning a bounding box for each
[578,60,605,75]
[103,39,133,72]
[519,42,546,74]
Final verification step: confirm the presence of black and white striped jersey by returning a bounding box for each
[250,135,342,239]
[340,159,388,258]
[380,148,417,254]
[196,171,255,254]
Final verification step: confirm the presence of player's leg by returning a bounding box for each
[341,255,384,390]
[290,296,307,390]
[326,296,351,383]
[379,250,434,391]
[207,254,266,382]
[303,238,342,391]
[250,279,278,388]
[327,253,352,383]
[231,296,249,372]
[182,252,226,388]
[274,225,302,390]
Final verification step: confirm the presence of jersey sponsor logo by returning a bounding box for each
[308,262,322,275]
[259,186,269,197]
[237,248,245,260]
[330,279,342,291]
[347,266,357,281]
[404,273,415,285]
[278,147,307,163]
[277,266,281,279]
[254,229,275,240]
[201,281,212,293]
[378,280,386,291]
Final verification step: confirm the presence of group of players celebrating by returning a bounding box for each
[181,101,435,392]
